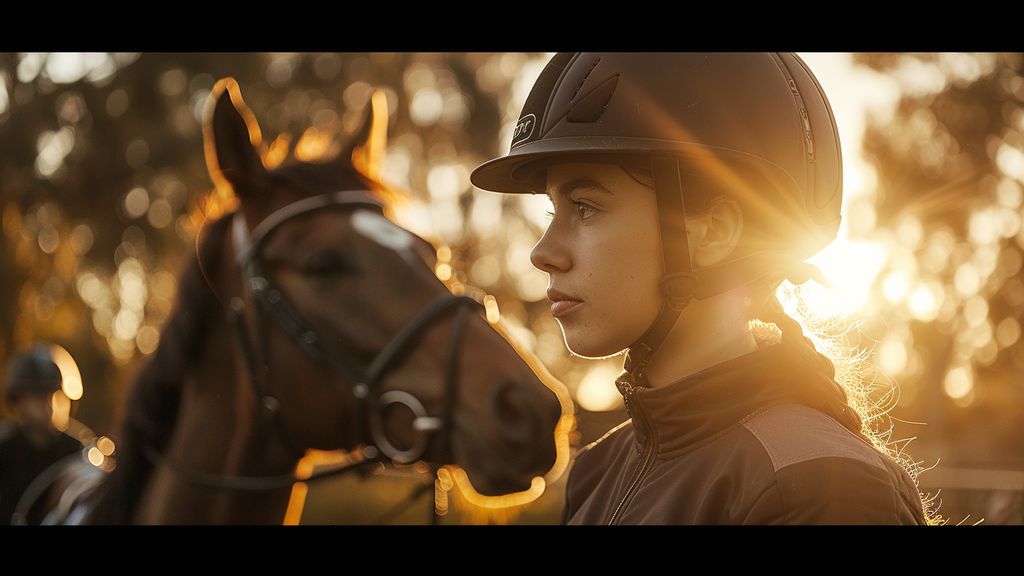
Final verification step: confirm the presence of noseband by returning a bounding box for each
[145,190,482,524]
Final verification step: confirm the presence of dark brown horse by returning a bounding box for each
[74,78,570,524]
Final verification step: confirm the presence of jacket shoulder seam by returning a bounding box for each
[756,453,906,524]
[741,402,886,472]
[749,435,913,524]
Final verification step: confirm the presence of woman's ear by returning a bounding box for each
[691,197,744,268]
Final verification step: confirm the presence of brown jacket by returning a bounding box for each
[562,342,929,525]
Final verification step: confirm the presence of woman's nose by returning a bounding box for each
[530,229,571,273]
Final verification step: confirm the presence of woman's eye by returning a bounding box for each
[576,202,597,220]
[544,202,597,222]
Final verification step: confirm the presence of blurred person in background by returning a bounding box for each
[0,344,83,524]
[471,52,934,524]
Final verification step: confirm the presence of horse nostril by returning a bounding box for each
[492,382,531,443]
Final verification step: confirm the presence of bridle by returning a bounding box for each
[144,190,483,524]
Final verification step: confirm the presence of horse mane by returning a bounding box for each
[88,213,233,524]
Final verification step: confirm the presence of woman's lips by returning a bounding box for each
[551,300,583,318]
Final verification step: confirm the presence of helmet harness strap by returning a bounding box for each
[618,157,833,392]
[618,157,693,391]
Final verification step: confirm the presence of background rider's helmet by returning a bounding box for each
[4,345,63,401]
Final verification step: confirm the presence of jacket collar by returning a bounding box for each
[625,338,835,457]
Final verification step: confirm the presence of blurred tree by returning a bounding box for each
[0,53,528,429]
[855,54,1024,476]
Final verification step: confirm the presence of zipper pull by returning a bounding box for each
[614,368,653,458]
[615,370,649,419]
[615,371,636,414]
[615,371,636,398]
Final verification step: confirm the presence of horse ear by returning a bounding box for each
[346,89,389,182]
[204,78,269,199]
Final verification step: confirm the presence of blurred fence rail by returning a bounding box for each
[919,467,1024,525]
[919,466,1024,492]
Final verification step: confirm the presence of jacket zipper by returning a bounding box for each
[607,379,657,525]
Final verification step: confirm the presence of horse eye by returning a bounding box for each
[302,253,354,277]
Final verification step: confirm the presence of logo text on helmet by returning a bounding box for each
[511,114,536,149]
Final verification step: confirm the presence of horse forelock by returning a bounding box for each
[268,157,408,212]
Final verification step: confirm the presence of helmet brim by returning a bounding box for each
[470,137,801,196]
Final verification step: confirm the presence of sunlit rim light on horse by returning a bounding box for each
[49,344,84,401]
[429,279,574,516]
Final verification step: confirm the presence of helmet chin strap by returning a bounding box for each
[620,157,831,390]
[619,157,694,388]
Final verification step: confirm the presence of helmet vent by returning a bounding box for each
[566,74,620,123]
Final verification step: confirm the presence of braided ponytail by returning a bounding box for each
[749,277,944,524]
[751,282,865,439]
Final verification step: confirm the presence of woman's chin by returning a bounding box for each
[563,336,623,359]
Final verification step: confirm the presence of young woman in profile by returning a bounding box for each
[471,52,937,525]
